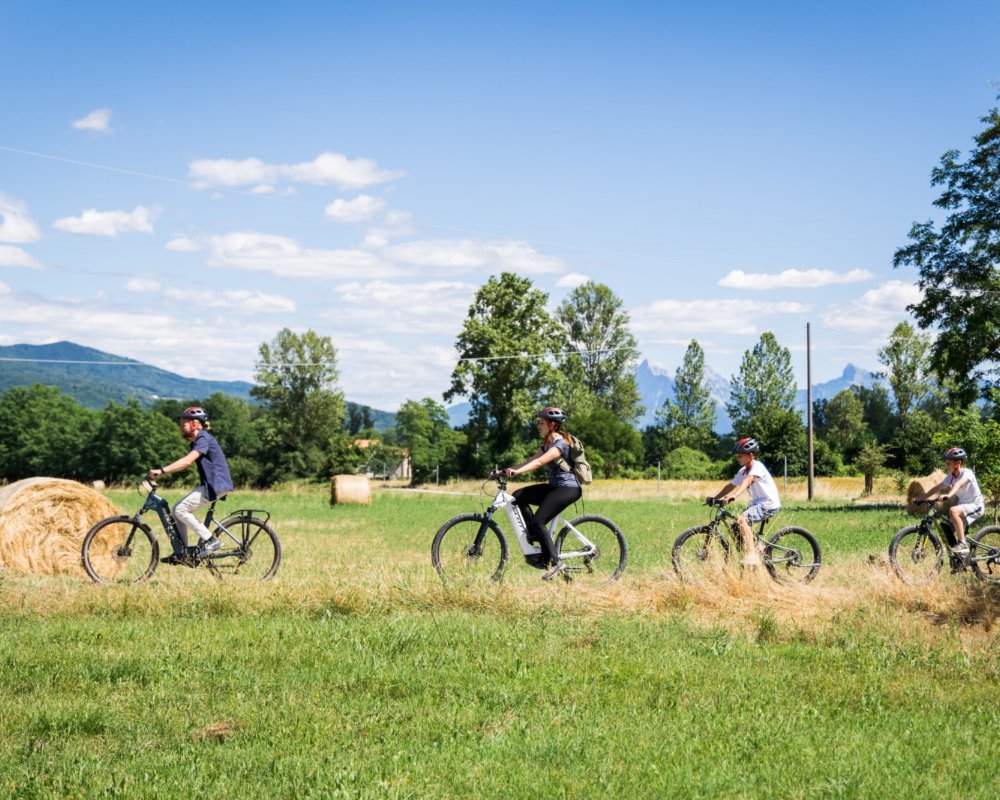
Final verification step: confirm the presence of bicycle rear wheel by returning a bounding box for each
[555,514,628,581]
[212,515,281,580]
[889,525,943,584]
[672,526,730,584]
[81,515,159,584]
[763,526,821,584]
[971,526,1000,584]
[431,513,508,583]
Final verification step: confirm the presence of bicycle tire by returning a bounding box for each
[971,525,1000,584]
[763,526,821,584]
[889,525,943,584]
[555,514,628,581]
[431,513,508,582]
[213,514,282,580]
[81,515,159,585]
[672,525,730,583]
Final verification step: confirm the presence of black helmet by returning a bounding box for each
[733,437,760,454]
[942,447,968,461]
[536,406,566,423]
[179,406,209,424]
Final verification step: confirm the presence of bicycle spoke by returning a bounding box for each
[971,527,1000,585]
[763,527,821,584]
[556,515,627,582]
[672,526,730,584]
[889,526,943,584]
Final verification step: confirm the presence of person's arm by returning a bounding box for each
[148,450,199,480]
[504,444,561,477]
[918,480,950,502]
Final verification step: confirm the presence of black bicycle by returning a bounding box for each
[672,499,821,584]
[888,498,1000,585]
[81,480,281,584]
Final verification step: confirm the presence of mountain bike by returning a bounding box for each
[431,472,627,583]
[672,499,821,584]
[888,498,1000,585]
[81,480,281,584]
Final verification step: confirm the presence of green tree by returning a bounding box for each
[446,273,568,468]
[0,385,97,481]
[877,321,932,431]
[893,95,1000,403]
[395,398,466,485]
[854,442,888,494]
[252,328,349,480]
[851,384,895,445]
[89,400,184,484]
[816,389,868,458]
[570,406,643,477]
[556,281,642,423]
[726,332,806,473]
[655,340,717,454]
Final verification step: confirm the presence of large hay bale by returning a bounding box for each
[906,469,947,516]
[330,474,371,506]
[0,478,120,576]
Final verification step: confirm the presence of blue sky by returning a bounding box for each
[1,1,998,410]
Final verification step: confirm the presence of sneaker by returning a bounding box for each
[951,541,970,555]
[197,537,222,558]
[541,561,566,581]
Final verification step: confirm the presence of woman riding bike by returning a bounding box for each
[502,406,582,581]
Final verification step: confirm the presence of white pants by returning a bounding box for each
[173,486,213,543]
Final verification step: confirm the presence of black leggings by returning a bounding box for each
[512,483,582,564]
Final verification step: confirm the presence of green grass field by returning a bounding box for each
[2,481,999,798]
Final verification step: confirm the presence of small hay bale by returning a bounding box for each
[0,478,120,576]
[330,474,371,505]
[906,469,947,516]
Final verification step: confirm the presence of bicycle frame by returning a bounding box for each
[914,501,999,571]
[480,475,598,561]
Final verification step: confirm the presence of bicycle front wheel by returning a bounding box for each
[764,526,821,584]
[212,515,281,580]
[81,515,159,584]
[971,526,1000,584]
[672,526,730,584]
[555,514,628,581]
[431,513,508,583]
[889,525,943,584]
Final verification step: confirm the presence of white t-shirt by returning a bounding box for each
[946,467,983,508]
[733,460,781,511]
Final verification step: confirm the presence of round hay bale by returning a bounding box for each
[0,478,120,576]
[330,474,371,506]
[906,469,947,516]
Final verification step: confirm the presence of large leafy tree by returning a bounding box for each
[555,281,642,423]
[893,96,1000,403]
[814,389,867,459]
[727,331,806,473]
[876,321,932,431]
[446,273,568,467]
[0,385,97,481]
[655,340,717,454]
[252,328,348,479]
[395,398,466,484]
[89,399,184,484]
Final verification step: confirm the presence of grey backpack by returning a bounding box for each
[555,434,593,486]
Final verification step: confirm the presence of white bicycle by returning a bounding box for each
[431,472,628,582]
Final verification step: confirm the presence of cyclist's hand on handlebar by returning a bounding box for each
[147,467,163,480]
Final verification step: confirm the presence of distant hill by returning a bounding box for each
[0,341,396,431]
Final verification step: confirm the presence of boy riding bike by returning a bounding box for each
[916,447,984,556]
[147,406,234,561]
[707,437,781,566]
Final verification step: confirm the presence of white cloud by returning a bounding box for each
[52,205,159,237]
[718,268,873,290]
[363,210,416,246]
[631,298,810,335]
[188,151,405,190]
[822,280,923,333]
[325,194,387,223]
[385,239,567,274]
[162,287,296,313]
[0,246,42,268]
[202,231,402,279]
[126,277,161,293]
[165,236,202,252]
[328,280,477,335]
[250,185,275,195]
[556,272,591,289]
[0,194,42,243]
[71,108,112,132]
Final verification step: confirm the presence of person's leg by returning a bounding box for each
[173,487,214,544]
[738,505,769,565]
[950,503,981,550]
[530,486,582,569]
[512,484,549,541]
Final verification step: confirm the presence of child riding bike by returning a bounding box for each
[916,447,984,556]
